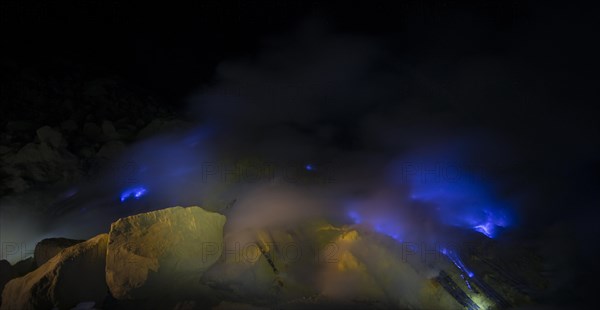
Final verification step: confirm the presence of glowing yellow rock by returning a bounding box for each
[339,230,359,242]
[337,251,362,272]
[1,234,108,310]
[105,206,226,300]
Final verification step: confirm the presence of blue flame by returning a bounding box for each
[347,210,362,224]
[461,274,474,291]
[441,247,474,278]
[110,125,214,207]
[346,202,479,285]
[390,160,512,238]
[373,222,403,241]
[473,222,497,238]
[346,209,404,241]
[348,207,479,282]
[120,186,148,202]
[410,177,511,238]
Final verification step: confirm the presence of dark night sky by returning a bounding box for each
[4,0,594,105]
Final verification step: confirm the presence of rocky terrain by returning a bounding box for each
[0,60,186,198]
[0,61,549,309]
[0,205,546,309]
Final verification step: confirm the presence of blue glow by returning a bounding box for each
[441,246,477,290]
[347,202,478,287]
[347,210,362,224]
[373,222,402,241]
[440,247,474,278]
[62,188,78,199]
[305,164,315,171]
[182,125,214,148]
[391,161,512,238]
[120,186,148,202]
[110,125,214,207]
[346,209,404,241]
[474,222,497,238]
[461,274,474,291]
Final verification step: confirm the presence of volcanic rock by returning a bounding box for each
[461,235,547,306]
[213,301,269,310]
[202,228,287,301]
[105,206,226,300]
[202,222,351,303]
[203,221,463,309]
[0,260,17,306]
[0,260,16,282]
[0,146,12,156]
[0,234,109,310]
[33,237,86,267]
[136,119,191,139]
[36,126,65,148]
[96,141,126,159]
[12,258,36,277]
[8,141,80,185]
[101,120,120,141]
[0,177,28,193]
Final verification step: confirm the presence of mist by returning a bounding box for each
[2,18,520,257]
[0,19,538,310]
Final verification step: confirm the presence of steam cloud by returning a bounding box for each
[1,20,520,304]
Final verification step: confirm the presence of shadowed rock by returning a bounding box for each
[34,237,85,267]
[0,260,17,306]
[11,258,36,277]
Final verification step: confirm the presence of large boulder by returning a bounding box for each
[203,221,461,309]
[105,206,226,300]
[202,222,330,304]
[202,228,288,302]
[101,120,120,141]
[96,141,126,159]
[11,258,36,277]
[2,141,80,192]
[36,126,65,148]
[0,234,109,310]
[136,119,191,139]
[34,238,85,267]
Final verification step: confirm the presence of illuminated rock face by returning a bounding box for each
[0,234,108,310]
[202,221,345,303]
[105,206,226,300]
[202,221,461,309]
